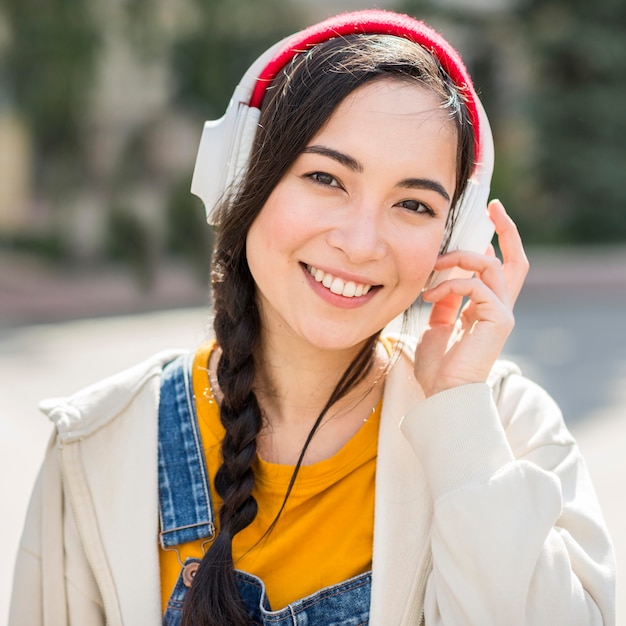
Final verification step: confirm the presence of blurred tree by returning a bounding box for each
[2,0,100,196]
[168,0,304,119]
[166,176,213,285]
[516,0,626,243]
[105,203,156,290]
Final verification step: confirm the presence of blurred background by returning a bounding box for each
[2,0,626,280]
[1,0,625,622]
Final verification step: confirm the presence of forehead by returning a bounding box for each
[329,78,454,121]
[321,78,456,138]
[313,79,457,158]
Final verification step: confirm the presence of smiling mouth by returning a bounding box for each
[305,264,374,298]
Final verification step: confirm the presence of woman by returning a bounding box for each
[10,9,615,626]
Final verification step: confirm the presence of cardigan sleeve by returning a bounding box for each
[400,368,616,625]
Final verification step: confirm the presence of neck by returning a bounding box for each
[255,330,382,425]
[209,327,388,465]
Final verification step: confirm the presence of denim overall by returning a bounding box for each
[159,354,372,626]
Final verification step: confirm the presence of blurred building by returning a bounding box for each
[0,114,31,232]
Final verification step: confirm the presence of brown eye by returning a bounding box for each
[307,172,340,187]
[398,199,435,216]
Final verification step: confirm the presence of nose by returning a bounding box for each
[325,201,387,264]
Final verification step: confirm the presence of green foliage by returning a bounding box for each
[517,0,626,242]
[105,206,156,290]
[2,0,100,156]
[169,0,303,118]
[394,0,435,18]
[0,231,67,261]
[166,177,213,283]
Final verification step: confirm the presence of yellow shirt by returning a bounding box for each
[159,341,380,612]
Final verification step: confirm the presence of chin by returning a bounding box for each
[298,324,383,353]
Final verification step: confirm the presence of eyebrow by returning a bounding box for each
[302,145,363,173]
[302,144,451,202]
[397,177,451,203]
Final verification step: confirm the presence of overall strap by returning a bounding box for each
[158,352,216,548]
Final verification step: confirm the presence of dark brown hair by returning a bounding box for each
[182,33,476,625]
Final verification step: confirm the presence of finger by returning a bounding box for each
[488,200,529,303]
[425,292,465,326]
[431,250,502,274]
[423,276,513,328]
[427,252,510,305]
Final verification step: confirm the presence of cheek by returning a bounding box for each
[396,229,445,289]
[246,190,306,272]
[251,182,318,250]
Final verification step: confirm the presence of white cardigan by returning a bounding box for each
[9,344,615,625]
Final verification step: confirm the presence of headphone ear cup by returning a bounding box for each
[230,106,261,199]
[191,39,288,224]
[426,98,495,289]
[190,102,261,225]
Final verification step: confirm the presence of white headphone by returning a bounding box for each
[190,10,495,287]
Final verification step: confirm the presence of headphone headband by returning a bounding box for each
[249,10,481,161]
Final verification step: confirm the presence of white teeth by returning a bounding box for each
[330,277,344,294]
[343,282,356,297]
[306,265,372,298]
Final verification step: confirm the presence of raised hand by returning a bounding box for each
[414,200,529,397]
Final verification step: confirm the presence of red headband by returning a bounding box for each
[249,9,481,162]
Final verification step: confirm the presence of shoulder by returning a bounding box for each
[39,349,189,443]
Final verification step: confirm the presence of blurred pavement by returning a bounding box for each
[1,247,625,623]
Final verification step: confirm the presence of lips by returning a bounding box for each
[306,264,373,298]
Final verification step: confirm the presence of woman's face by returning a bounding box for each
[246,78,458,351]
